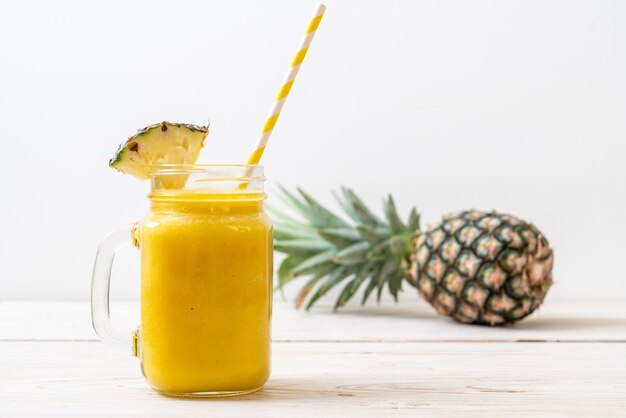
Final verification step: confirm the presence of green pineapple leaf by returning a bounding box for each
[341,187,385,226]
[297,188,350,228]
[367,239,391,260]
[407,207,421,232]
[332,188,361,223]
[384,195,406,233]
[377,259,397,303]
[333,241,371,265]
[274,239,333,256]
[361,264,382,305]
[389,235,411,261]
[387,271,404,302]
[273,223,319,240]
[356,224,389,243]
[305,266,356,310]
[334,277,359,311]
[316,228,361,247]
[266,204,308,226]
[277,255,307,290]
[277,186,333,228]
[291,249,336,275]
[334,262,375,310]
[295,272,327,309]
[274,187,428,312]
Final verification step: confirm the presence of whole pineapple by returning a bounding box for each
[273,187,554,325]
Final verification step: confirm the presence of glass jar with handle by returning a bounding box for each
[91,165,272,397]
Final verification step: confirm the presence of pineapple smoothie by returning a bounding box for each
[138,190,272,395]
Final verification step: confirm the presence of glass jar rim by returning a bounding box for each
[148,164,265,180]
[149,164,265,196]
[149,163,262,170]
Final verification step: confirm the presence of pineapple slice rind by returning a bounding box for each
[110,121,208,180]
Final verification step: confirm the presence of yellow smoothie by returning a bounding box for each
[138,190,272,395]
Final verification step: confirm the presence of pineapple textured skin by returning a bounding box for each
[410,210,553,325]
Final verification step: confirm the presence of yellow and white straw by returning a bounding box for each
[246,3,326,165]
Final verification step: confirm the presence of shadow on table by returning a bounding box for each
[513,316,626,332]
[153,379,365,403]
[308,305,437,320]
[310,303,626,333]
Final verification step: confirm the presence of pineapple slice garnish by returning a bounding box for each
[110,121,208,181]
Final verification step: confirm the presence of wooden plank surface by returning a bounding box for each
[2,340,626,417]
[1,300,625,417]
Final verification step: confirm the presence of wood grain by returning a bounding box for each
[1,300,625,417]
[2,341,626,417]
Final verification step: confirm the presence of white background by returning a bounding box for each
[1,0,624,301]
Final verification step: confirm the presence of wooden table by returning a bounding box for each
[2,298,625,417]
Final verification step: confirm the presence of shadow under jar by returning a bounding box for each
[92,165,273,397]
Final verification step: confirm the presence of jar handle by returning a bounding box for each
[91,224,138,355]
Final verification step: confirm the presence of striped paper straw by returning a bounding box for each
[246,3,326,165]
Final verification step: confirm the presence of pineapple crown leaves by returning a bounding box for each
[271,186,422,311]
